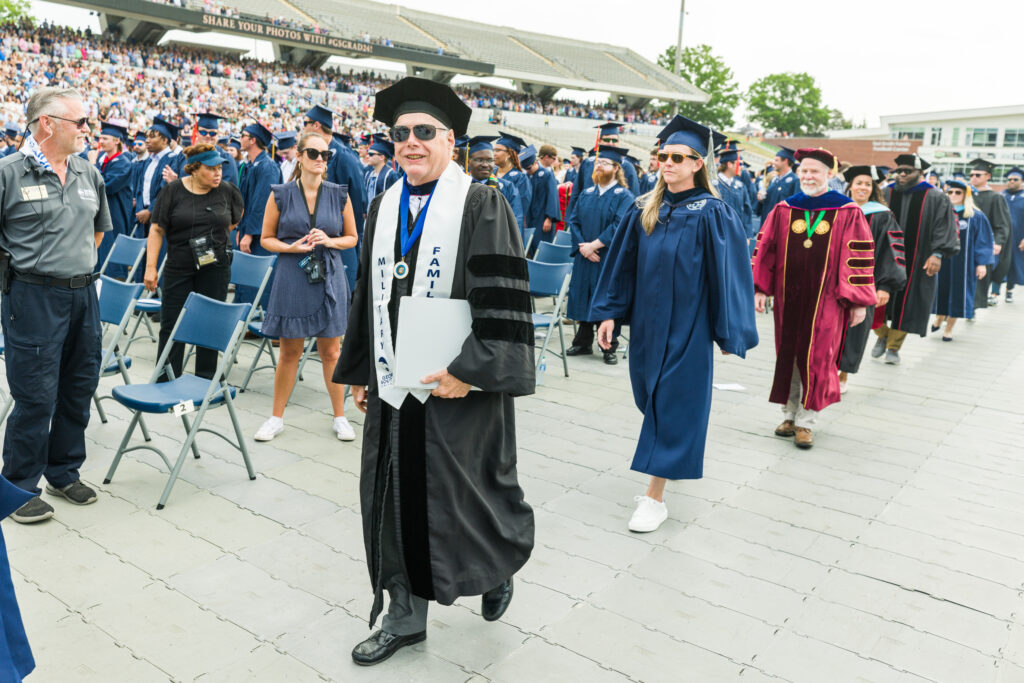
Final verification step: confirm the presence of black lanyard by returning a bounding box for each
[298,178,324,235]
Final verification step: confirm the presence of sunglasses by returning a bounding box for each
[301,148,333,161]
[946,189,965,195]
[37,114,89,128]
[302,119,317,127]
[390,124,448,142]
[969,172,986,177]
[197,128,219,136]
[657,152,700,164]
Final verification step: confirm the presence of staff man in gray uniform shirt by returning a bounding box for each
[0,87,111,524]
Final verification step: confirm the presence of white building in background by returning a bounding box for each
[828,104,1024,181]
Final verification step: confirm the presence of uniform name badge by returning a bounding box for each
[20,185,48,201]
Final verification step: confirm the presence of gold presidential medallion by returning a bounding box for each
[791,219,807,235]
[815,220,831,235]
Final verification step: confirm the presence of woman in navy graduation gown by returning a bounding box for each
[932,180,995,340]
[591,115,758,533]
[0,476,36,681]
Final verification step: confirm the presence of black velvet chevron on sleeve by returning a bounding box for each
[467,254,529,280]
[467,287,533,313]
[472,318,535,345]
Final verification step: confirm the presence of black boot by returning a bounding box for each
[351,630,426,666]
[481,578,514,621]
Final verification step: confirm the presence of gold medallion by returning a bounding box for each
[791,219,807,235]
[815,220,831,235]
[803,238,813,248]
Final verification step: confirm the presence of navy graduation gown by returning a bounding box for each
[759,170,797,225]
[236,150,283,306]
[475,177,524,233]
[716,174,753,226]
[526,166,562,240]
[500,168,532,229]
[364,166,399,201]
[328,139,368,290]
[590,189,758,480]
[1002,189,1024,286]
[0,476,36,682]
[564,167,578,186]
[565,184,634,321]
[934,208,995,319]
[96,152,134,277]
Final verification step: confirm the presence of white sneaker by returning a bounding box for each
[254,417,284,442]
[333,416,355,441]
[839,380,848,395]
[628,495,668,533]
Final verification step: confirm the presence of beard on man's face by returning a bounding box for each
[591,167,615,185]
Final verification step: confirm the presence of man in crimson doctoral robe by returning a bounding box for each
[753,148,877,449]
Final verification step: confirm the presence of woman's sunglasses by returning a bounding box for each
[657,152,700,164]
[390,124,448,142]
[301,148,334,161]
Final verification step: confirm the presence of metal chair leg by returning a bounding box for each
[103,411,142,484]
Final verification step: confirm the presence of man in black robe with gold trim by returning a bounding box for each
[335,77,535,666]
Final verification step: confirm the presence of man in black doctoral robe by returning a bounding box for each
[967,158,1012,309]
[873,154,959,364]
[335,77,535,666]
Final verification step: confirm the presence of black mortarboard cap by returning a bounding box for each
[373,76,472,136]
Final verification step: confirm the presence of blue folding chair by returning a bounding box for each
[0,335,11,424]
[92,277,153,440]
[528,260,572,379]
[98,234,147,281]
[523,227,536,255]
[552,230,573,247]
[535,241,573,264]
[103,293,255,509]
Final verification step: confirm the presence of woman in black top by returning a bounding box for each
[146,143,243,379]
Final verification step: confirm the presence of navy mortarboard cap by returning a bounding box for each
[1006,167,1024,179]
[228,137,241,150]
[587,149,597,158]
[360,133,371,146]
[149,116,179,142]
[467,135,498,155]
[842,165,884,183]
[595,122,623,138]
[133,131,147,143]
[242,121,273,147]
[945,178,968,191]
[625,154,641,167]
[518,145,537,167]
[595,144,629,165]
[894,153,930,170]
[795,147,838,173]
[716,140,741,163]
[454,135,469,150]
[655,115,726,157]
[969,158,995,175]
[217,136,230,146]
[951,171,966,180]
[495,131,526,152]
[274,131,297,150]
[99,121,128,142]
[372,76,472,136]
[3,123,19,138]
[570,146,586,158]
[305,104,335,129]
[369,134,394,158]
[196,112,224,130]
[774,146,796,164]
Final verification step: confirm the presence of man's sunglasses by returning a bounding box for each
[35,114,89,128]
[969,172,986,177]
[301,148,334,161]
[196,128,219,137]
[657,152,700,164]
[390,124,448,142]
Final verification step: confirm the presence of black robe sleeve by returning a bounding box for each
[334,194,383,386]
[871,210,908,294]
[448,185,536,396]
[988,192,1012,247]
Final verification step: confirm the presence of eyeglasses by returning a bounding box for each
[657,152,700,164]
[594,159,616,168]
[390,124,448,142]
[36,114,89,128]
[196,128,219,137]
[969,172,986,177]
[301,148,334,161]
[946,189,965,195]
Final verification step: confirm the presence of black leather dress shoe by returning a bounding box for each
[481,578,514,622]
[565,345,593,356]
[351,630,426,666]
[603,350,618,365]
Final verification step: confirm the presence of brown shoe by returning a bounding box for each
[794,427,814,449]
[774,420,796,437]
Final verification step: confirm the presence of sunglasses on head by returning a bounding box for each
[301,148,333,161]
[657,152,700,164]
[390,124,448,142]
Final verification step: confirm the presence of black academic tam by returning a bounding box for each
[373,76,472,136]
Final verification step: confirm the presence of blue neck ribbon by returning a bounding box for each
[399,181,436,258]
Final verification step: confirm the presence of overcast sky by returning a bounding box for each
[31,0,1024,127]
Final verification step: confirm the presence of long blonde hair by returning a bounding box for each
[638,149,719,235]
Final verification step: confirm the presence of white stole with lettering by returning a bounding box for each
[371,161,470,408]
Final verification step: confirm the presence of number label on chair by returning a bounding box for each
[171,400,195,416]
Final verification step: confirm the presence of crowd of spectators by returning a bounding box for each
[0,19,658,137]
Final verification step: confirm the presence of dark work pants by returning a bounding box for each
[1,279,102,493]
[572,320,621,351]
[158,262,230,380]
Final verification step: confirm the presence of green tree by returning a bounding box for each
[827,107,853,131]
[657,44,740,130]
[745,72,832,135]
[0,0,31,22]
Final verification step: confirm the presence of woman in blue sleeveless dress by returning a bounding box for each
[254,131,358,442]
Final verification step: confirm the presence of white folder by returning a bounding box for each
[394,296,473,390]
